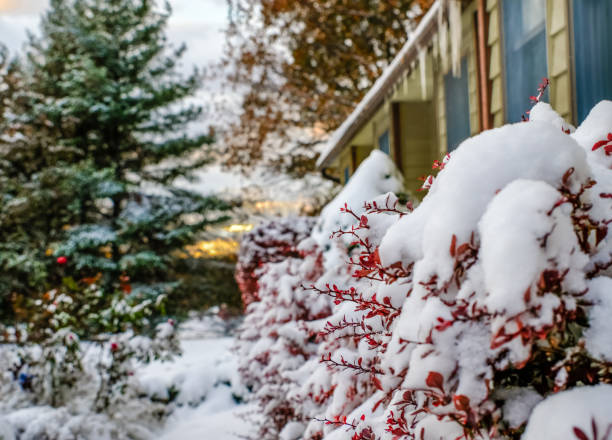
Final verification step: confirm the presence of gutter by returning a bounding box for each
[316,0,441,170]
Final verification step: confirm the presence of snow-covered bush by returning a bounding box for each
[235,217,328,438]
[0,276,180,439]
[235,152,405,439]
[235,217,317,307]
[239,101,612,440]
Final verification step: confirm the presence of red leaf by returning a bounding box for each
[592,139,608,151]
[360,215,368,226]
[456,243,470,256]
[453,394,470,412]
[425,371,444,392]
[596,227,608,246]
[354,268,374,278]
[450,234,457,257]
[608,132,612,141]
[573,427,589,440]
[562,167,575,184]
[372,376,383,390]
[372,248,381,265]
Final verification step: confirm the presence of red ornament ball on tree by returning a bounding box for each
[56,256,67,265]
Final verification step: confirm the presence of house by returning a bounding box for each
[316,0,612,195]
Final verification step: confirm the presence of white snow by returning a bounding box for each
[529,101,575,133]
[312,150,404,245]
[156,385,254,440]
[0,316,253,440]
[523,385,612,440]
[584,277,612,362]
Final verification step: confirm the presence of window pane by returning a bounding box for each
[502,0,548,122]
[378,130,390,155]
[444,58,471,152]
[344,166,350,183]
[573,0,612,123]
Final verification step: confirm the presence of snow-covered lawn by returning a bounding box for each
[139,319,254,439]
[0,315,254,440]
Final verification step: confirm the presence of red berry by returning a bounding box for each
[110,342,119,352]
[56,256,67,265]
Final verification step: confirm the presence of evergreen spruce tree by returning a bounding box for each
[0,0,229,323]
[0,45,76,317]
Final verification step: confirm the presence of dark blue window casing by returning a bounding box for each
[573,0,612,123]
[502,0,548,123]
[444,57,471,152]
[378,130,390,155]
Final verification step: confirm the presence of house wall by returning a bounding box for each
[487,0,505,127]
[546,0,573,123]
[436,0,480,155]
[398,101,437,195]
[327,0,583,190]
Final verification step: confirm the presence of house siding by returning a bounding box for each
[436,1,479,154]
[487,0,505,127]
[546,0,573,123]
[322,0,593,194]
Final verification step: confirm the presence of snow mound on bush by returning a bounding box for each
[380,120,589,272]
[137,337,241,406]
[523,384,612,440]
[313,150,404,245]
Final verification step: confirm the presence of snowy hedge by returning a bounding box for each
[237,101,612,440]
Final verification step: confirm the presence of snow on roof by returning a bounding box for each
[316,0,441,170]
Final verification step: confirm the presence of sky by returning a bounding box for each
[0,0,229,74]
[0,0,238,135]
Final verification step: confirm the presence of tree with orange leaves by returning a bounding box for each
[217,0,433,176]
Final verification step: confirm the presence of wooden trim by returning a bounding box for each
[350,146,358,173]
[476,0,492,130]
[473,11,484,132]
[566,0,578,126]
[391,102,403,172]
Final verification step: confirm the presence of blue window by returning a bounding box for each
[502,0,548,122]
[344,166,350,183]
[573,0,612,123]
[378,130,390,155]
[444,58,471,152]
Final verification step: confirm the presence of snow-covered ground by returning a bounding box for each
[140,317,255,440]
[0,314,254,440]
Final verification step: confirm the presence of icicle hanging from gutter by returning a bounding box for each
[419,47,427,100]
[438,0,449,73]
[449,0,462,77]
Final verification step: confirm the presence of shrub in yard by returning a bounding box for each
[235,152,405,439]
[235,217,317,308]
[239,101,612,440]
[0,275,179,438]
[297,100,612,440]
